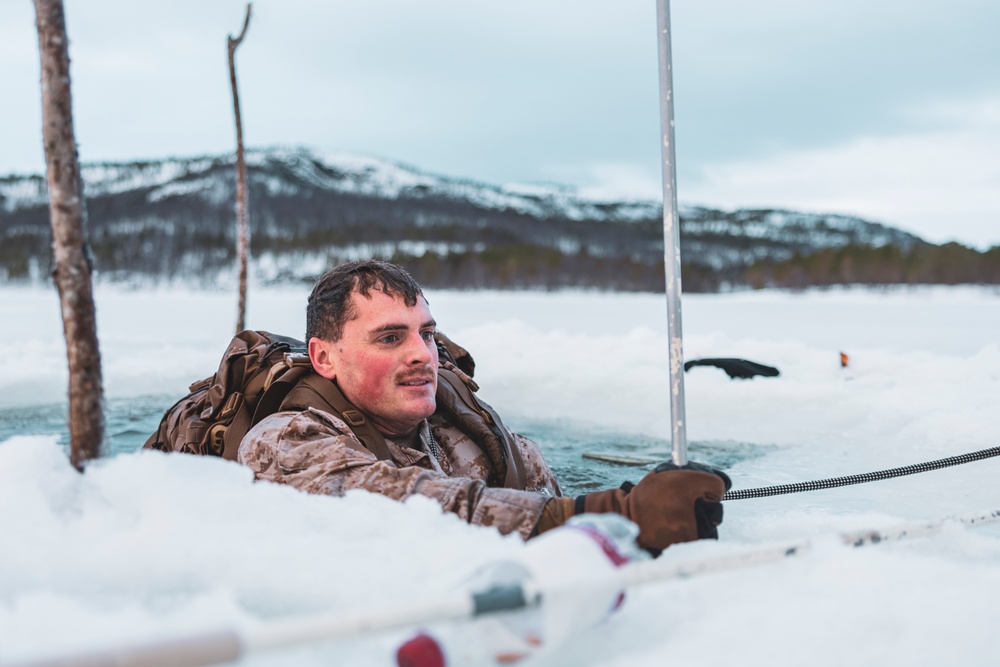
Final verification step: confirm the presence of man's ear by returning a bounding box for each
[308,337,337,380]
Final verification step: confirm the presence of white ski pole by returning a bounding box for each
[623,508,1000,587]
[9,590,498,667]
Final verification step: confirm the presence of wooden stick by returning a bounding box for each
[34,0,105,470]
[229,3,252,333]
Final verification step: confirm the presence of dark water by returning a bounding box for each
[0,395,174,457]
[514,418,770,496]
[0,397,770,497]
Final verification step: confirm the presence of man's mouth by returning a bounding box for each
[398,376,434,387]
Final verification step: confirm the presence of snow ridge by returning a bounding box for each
[0,147,660,222]
[1,147,919,243]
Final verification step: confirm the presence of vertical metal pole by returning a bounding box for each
[655,0,688,466]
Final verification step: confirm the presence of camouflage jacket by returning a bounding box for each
[238,407,562,539]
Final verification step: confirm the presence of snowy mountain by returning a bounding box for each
[0,146,955,290]
[0,147,662,223]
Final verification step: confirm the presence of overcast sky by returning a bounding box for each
[2,1,998,247]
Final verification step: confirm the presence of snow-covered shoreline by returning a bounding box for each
[2,285,1000,665]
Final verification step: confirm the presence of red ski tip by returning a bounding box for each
[397,632,446,667]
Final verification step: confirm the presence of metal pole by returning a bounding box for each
[655,0,688,466]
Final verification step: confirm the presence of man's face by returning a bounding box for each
[312,290,438,436]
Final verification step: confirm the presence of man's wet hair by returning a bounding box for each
[306,260,424,342]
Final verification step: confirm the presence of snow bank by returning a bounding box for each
[0,435,522,664]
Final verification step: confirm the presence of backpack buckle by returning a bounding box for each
[218,392,242,420]
[262,353,312,392]
[341,409,366,426]
[208,423,227,454]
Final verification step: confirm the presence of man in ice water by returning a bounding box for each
[239,260,730,551]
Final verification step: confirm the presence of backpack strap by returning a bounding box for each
[248,355,314,430]
[217,352,312,461]
[434,330,475,378]
[278,373,394,462]
[213,333,307,461]
[436,364,528,490]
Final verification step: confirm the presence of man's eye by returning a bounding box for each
[379,334,399,344]
[421,330,435,341]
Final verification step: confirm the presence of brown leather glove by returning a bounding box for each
[534,462,731,555]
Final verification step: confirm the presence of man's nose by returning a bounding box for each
[404,333,434,364]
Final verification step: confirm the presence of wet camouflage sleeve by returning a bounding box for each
[238,407,558,539]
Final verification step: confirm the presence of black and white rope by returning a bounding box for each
[723,446,1000,501]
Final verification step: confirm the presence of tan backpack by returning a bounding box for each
[143,330,526,489]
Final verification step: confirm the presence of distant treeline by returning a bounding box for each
[745,243,1000,289]
[6,203,999,291]
[385,243,1000,292]
[381,246,665,291]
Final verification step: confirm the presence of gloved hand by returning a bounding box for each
[534,461,731,555]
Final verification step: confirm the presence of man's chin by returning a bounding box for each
[378,405,435,437]
[397,395,437,422]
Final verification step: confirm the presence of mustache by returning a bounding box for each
[396,367,436,383]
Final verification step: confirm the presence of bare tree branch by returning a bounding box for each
[34,0,105,470]
[229,3,252,333]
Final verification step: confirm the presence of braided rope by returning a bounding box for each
[723,446,1000,501]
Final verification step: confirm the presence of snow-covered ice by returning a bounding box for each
[1,284,999,665]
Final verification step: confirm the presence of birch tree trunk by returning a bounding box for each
[229,3,252,333]
[34,0,105,470]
